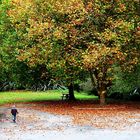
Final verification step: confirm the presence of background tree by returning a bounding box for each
[0,0,19,90]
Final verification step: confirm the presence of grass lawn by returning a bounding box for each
[0,90,98,105]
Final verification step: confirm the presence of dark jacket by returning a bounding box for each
[11,108,18,116]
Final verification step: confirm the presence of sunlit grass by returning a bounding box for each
[0,90,97,105]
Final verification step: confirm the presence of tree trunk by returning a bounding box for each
[89,70,97,88]
[99,90,106,105]
[89,70,99,98]
[68,83,76,100]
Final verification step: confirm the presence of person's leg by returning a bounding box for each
[13,115,16,122]
[12,115,14,122]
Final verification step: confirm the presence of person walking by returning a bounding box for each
[11,105,18,123]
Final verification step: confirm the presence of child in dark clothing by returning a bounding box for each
[11,105,18,123]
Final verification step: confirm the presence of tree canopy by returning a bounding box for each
[0,0,140,104]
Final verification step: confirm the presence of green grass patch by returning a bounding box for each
[0,90,98,105]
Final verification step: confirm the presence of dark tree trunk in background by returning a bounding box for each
[68,83,76,100]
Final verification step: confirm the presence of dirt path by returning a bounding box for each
[0,104,140,140]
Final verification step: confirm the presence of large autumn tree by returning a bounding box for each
[82,0,140,104]
[7,0,140,103]
[7,0,88,100]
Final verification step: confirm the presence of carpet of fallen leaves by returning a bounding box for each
[4,100,139,131]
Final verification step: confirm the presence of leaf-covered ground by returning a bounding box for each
[0,101,140,140]
[23,100,140,130]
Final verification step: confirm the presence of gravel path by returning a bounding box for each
[0,106,140,140]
